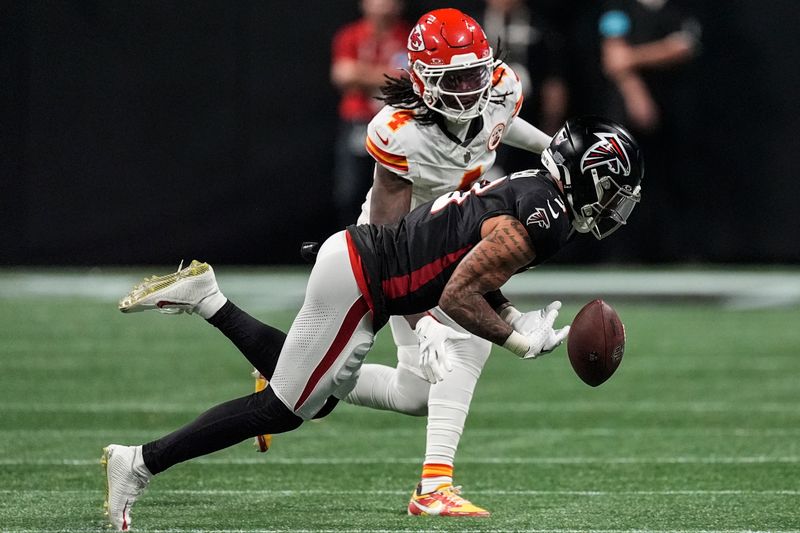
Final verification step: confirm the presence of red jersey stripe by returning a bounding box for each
[513,93,524,117]
[294,296,371,412]
[365,137,408,172]
[492,66,506,87]
[346,231,375,316]
[381,245,473,300]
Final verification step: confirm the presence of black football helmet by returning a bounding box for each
[541,116,644,239]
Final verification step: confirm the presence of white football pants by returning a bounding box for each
[270,231,374,420]
[344,310,492,466]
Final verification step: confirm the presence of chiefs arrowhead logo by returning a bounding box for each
[580,132,631,176]
[407,25,425,52]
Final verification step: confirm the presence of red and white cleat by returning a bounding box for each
[407,483,490,517]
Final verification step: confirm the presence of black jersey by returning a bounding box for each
[346,170,572,329]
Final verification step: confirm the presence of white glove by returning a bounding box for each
[414,315,470,384]
[502,301,562,335]
[501,302,570,359]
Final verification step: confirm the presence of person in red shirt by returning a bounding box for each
[330,0,410,227]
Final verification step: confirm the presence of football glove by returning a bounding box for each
[501,302,570,359]
[414,315,470,384]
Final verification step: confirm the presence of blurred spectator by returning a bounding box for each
[480,0,568,176]
[597,0,701,261]
[599,0,700,133]
[330,0,410,228]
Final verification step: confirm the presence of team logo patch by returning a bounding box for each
[487,123,505,151]
[408,25,425,51]
[526,208,550,229]
[580,132,631,176]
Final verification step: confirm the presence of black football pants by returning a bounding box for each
[141,300,337,474]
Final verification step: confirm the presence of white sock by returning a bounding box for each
[422,337,489,474]
[420,474,453,494]
[424,398,468,466]
[195,291,227,319]
[131,445,153,480]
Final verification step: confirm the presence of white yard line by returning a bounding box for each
[4,427,800,437]
[3,400,799,414]
[3,529,798,533]
[1,489,799,496]
[1,456,798,466]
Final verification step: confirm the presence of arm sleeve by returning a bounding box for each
[501,117,552,154]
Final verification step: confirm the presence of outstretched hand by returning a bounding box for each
[414,315,470,383]
[503,301,570,359]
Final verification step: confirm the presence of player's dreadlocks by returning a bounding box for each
[377,42,511,126]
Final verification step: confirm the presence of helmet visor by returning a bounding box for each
[436,65,492,119]
[439,65,491,94]
[413,57,494,121]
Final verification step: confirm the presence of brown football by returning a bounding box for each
[566,299,626,387]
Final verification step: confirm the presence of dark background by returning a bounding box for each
[2,0,798,266]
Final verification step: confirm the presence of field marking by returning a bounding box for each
[2,489,799,497]
[3,427,800,437]
[2,456,799,466]
[3,400,800,414]
[3,529,798,533]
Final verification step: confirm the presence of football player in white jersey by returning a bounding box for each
[121,7,560,518]
[335,8,557,517]
[249,7,558,516]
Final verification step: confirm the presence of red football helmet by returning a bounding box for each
[407,9,494,122]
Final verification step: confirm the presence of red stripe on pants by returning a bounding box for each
[293,296,370,412]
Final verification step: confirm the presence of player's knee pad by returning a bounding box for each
[392,362,430,416]
[331,331,373,401]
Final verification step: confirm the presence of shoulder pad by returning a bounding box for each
[492,62,524,118]
[366,107,413,175]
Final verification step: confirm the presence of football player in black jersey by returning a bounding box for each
[103,116,643,530]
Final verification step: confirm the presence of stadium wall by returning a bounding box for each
[1,0,798,265]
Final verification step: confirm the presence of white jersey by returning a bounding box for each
[359,61,524,224]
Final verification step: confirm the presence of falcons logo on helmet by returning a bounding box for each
[580,132,631,176]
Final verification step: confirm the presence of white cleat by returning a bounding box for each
[118,260,219,315]
[101,445,151,531]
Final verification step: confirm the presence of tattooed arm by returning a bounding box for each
[439,215,534,346]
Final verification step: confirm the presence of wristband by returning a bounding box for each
[502,330,530,358]
[499,306,521,324]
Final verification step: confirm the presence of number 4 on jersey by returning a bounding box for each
[387,111,414,131]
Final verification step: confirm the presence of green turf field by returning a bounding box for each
[1,269,799,532]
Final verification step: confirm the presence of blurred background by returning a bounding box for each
[1,0,798,266]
